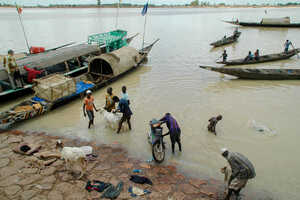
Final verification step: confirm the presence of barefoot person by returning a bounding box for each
[83,90,98,129]
[113,96,132,134]
[159,113,182,154]
[221,148,256,200]
[121,85,130,104]
[3,49,24,89]
[208,115,222,135]
[104,87,115,112]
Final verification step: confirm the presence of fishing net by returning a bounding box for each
[88,30,128,53]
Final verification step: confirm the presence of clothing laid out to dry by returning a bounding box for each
[129,175,153,185]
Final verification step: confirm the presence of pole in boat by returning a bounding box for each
[291,43,299,59]
[141,0,150,49]
[115,0,121,29]
[15,3,30,54]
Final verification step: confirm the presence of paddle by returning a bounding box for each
[291,43,299,59]
[215,55,223,62]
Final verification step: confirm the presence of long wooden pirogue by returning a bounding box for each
[0,39,159,130]
[200,65,300,80]
[217,49,300,65]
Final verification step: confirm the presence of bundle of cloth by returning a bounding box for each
[98,108,123,130]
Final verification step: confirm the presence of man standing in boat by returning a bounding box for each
[83,90,98,129]
[222,50,228,63]
[3,50,24,89]
[284,40,292,53]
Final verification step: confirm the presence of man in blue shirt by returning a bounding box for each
[284,40,292,53]
[113,96,132,134]
[159,113,182,154]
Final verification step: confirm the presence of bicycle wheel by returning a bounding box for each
[152,140,165,163]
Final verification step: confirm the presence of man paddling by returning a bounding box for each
[83,90,98,129]
[284,40,292,53]
[221,148,256,200]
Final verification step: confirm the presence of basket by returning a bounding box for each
[33,74,76,102]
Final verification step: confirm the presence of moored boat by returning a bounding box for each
[217,49,300,65]
[224,18,300,28]
[199,65,300,80]
[0,31,138,102]
[210,32,241,47]
[0,39,159,130]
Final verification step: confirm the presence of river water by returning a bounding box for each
[1,7,300,200]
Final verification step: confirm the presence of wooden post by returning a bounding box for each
[64,61,70,72]
[76,57,81,67]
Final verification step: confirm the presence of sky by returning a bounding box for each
[1,0,298,6]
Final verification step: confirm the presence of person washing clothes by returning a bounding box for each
[121,85,130,104]
[104,87,115,112]
[207,115,222,135]
[159,113,182,154]
[221,148,256,200]
[113,96,132,134]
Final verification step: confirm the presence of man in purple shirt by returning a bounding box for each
[160,113,182,154]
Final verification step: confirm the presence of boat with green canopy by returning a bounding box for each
[0,30,138,102]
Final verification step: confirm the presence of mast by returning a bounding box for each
[115,0,120,29]
[142,0,150,49]
[16,4,30,53]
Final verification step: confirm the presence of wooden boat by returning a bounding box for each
[0,39,159,130]
[199,65,300,80]
[217,49,300,65]
[0,32,138,102]
[210,32,241,47]
[224,20,300,28]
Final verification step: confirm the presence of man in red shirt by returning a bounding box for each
[23,66,42,83]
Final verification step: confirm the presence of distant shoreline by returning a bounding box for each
[1,5,300,9]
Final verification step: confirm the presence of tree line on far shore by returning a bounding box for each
[0,1,300,8]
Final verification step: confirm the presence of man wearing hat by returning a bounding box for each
[221,148,256,200]
[83,90,98,128]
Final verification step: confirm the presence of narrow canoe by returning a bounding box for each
[210,32,241,47]
[0,39,159,130]
[200,65,300,80]
[217,49,300,65]
[224,20,300,28]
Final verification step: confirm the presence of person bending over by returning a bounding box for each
[208,115,222,135]
[159,113,182,154]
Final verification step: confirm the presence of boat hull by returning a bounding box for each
[200,66,300,80]
[217,49,300,65]
[0,40,159,129]
[224,21,300,28]
[210,32,241,47]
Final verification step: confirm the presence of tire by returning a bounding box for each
[152,140,165,163]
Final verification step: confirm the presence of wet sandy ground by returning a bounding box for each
[0,130,232,200]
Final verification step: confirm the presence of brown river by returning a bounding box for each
[1,7,300,200]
